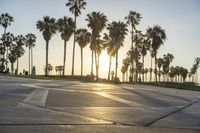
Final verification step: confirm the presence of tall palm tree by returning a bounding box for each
[107,21,128,79]
[125,11,142,81]
[141,35,150,82]
[66,0,87,76]
[57,16,75,76]
[122,57,130,82]
[14,35,26,74]
[0,13,14,35]
[36,16,57,76]
[157,58,163,81]
[163,53,174,81]
[0,13,14,67]
[103,33,115,80]
[25,33,36,75]
[86,11,107,78]
[146,25,167,82]
[1,32,14,68]
[144,68,149,82]
[8,45,17,75]
[76,28,91,76]
[121,65,127,82]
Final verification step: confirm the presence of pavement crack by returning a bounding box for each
[144,99,200,127]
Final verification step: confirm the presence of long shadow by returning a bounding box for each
[122,88,190,107]
[122,85,193,103]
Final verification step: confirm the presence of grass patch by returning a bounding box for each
[141,82,200,91]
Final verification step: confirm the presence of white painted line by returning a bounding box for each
[20,87,49,107]
[95,92,147,107]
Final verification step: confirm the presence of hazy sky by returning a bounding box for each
[0,0,200,82]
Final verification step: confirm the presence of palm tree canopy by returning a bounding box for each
[86,11,107,38]
[36,16,57,42]
[146,25,167,52]
[107,21,128,50]
[86,11,107,51]
[103,33,115,57]
[14,35,26,57]
[76,28,91,48]
[1,32,14,47]
[157,58,163,69]
[163,53,174,67]
[25,33,36,48]
[57,16,75,41]
[8,48,17,64]
[125,10,142,30]
[0,13,14,29]
[66,0,87,17]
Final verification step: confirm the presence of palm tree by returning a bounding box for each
[122,57,130,82]
[149,50,155,82]
[121,65,127,82]
[66,0,87,76]
[141,35,150,82]
[103,33,116,80]
[86,11,107,78]
[0,13,14,35]
[169,66,175,82]
[180,67,188,82]
[146,25,167,82]
[36,16,57,76]
[144,68,148,82]
[125,11,142,81]
[57,16,75,76]
[0,13,14,67]
[8,45,17,75]
[1,32,14,68]
[25,33,36,75]
[163,53,174,81]
[76,28,91,76]
[14,35,26,74]
[107,21,128,79]
[157,58,163,81]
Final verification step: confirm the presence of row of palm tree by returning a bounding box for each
[1,0,199,83]
[0,12,37,75]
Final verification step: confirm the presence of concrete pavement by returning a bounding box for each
[0,75,200,132]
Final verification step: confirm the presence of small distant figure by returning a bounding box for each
[138,77,141,83]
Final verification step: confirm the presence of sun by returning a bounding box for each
[100,52,109,71]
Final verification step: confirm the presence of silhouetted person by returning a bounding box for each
[138,77,141,83]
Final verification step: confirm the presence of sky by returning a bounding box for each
[0,0,200,82]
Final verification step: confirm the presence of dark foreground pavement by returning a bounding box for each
[0,75,200,133]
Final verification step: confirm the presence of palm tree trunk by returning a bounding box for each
[91,51,93,75]
[108,56,112,80]
[126,71,128,82]
[97,53,100,77]
[81,47,83,76]
[4,27,9,69]
[94,51,98,78]
[122,74,124,82]
[71,14,77,76]
[45,40,49,76]
[142,55,144,82]
[11,63,13,75]
[63,40,67,76]
[155,54,157,82]
[131,26,134,82]
[115,50,118,78]
[150,57,152,82]
[158,68,160,82]
[5,47,8,69]
[16,58,19,75]
[31,47,33,75]
[3,27,6,63]
[28,47,30,75]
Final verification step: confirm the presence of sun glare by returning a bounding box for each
[100,52,109,71]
